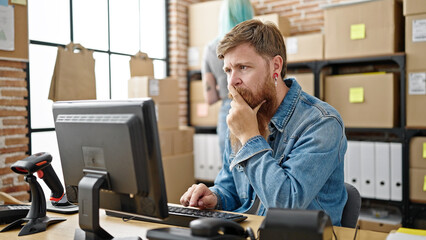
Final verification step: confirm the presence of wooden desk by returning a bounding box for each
[0,211,389,240]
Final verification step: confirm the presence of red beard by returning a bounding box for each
[228,74,278,153]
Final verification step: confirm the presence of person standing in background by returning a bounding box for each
[201,0,254,158]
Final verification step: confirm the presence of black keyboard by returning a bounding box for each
[0,204,30,225]
[106,205,247,227]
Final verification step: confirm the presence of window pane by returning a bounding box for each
[109,0,139,54]
[93,52,110,100]
[153,60,167,79]
[140,0,166,59]
[29,44,58,129]
[28,0,70,44]
[31,131,64,201]
[110,54,131,99]
[73,0,109,51]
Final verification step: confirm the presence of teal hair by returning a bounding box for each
[218,0,254,39]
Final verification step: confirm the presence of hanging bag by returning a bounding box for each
[49,43,96,101]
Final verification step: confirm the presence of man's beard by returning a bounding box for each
[228,74,278,154]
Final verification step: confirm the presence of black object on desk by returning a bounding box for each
[0,152,66,236]
[258,208,333,240]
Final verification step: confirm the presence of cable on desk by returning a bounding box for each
[352,225,360,240]
[122,216,136,222]
[332,226,338,240]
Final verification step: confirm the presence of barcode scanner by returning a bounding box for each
[12,152,70,206]
[0,152,66,236]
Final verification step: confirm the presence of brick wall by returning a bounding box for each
[169,0,353,125]
[0,60,30,202]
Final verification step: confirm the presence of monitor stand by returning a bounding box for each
[75,171,141,240]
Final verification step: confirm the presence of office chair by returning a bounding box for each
[341,183,361,228]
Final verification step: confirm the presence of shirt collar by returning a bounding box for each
[269,77,301,132]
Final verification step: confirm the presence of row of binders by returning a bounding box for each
[345,141,402,201]
[194,134,222,182]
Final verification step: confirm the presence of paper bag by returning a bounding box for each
[129,51,154,77]
[49,43,96,101]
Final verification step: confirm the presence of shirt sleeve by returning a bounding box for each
[238,116,346,210]
[209,134,242,211]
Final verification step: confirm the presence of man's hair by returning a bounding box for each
[217,19,287,79]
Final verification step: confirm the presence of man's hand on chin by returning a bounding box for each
[227,85,264,145]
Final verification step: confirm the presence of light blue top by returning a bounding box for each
[210,78,348,226]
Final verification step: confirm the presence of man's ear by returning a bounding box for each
[272,55,283,76]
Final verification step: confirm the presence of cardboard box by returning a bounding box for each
[188,45,204,71]
[254,13,291,36]
[156,103,179,130]
[189,0,222,47]
[286,33,324,62]
[324,0,403,59]
[410,168,426,203]
[190,80,220,126]
[190,101,221,127]
[406,70,426,127]
[358,219,402,233]
[324,73,399,128]
[159,130,174,157]
[190,81,205,102]
[410,137,426,169]
[173,126,195,155]
[404,0,426,16]
[128,76,179,104]
[287,73,314,96]
[162,153,195,203]
[405,14,426,70]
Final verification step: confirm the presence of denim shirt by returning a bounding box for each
[210,78,348,226]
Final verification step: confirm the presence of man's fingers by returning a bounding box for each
[228,85,244,104]
[189,184,207,207]
[253,100,266,114]
[180,184,197,206]
[198,193,217,209]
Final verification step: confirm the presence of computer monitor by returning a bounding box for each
[53,99,168,239]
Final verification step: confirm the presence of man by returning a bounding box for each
[180,19,347,226]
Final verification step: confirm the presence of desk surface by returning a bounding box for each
[0,210,389,240]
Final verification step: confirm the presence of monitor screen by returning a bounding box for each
[53,99,169,221]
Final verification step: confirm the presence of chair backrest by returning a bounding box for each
[341,183,361,228]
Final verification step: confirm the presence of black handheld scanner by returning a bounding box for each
[11,152,68,205]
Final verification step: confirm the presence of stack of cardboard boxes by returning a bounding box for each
[322,0,404,232]
[405,0,426,128]
[405,0,426,210]
[323,0,403,129]
[128,57,195,204]
[404,0,426,212]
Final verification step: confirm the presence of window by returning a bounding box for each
[27,0,168,195]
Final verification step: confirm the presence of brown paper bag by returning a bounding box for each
[49,43,96,101]
[129,51,154,77]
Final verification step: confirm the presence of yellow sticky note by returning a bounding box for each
[349,87,364,103]
[424,176,426,191]
[423,142,426,158]
[11,0,26,5]
[351,24,365,40]
[397,227,426,236]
